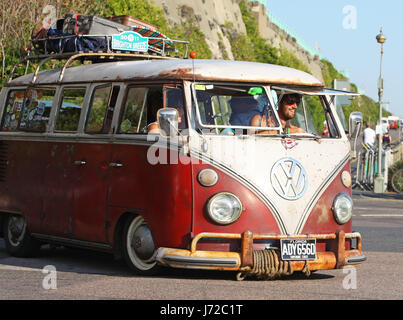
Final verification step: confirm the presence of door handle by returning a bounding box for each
[74,160,87,166]
[110,162,123,168]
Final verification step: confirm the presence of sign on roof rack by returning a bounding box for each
[112,31,148,52]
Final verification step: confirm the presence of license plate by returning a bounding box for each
[280,239,317,261]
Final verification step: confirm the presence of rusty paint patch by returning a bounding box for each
[158,68,193,79]
[317,200,331,225]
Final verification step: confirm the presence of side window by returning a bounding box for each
[19,88,55,132]
[55,88,86,132]
[2,90,25,131]
[119,87,163,134]
[166,88,186,130]
[85,85,119,133]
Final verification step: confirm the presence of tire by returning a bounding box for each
[3,215,40,257]
[122,215,161,275]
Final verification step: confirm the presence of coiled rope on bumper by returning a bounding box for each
[237,249,296,281]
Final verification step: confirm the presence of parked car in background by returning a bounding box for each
[389,120,397,129]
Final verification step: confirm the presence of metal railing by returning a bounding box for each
[354,144,379,191]
[354,140,402,191]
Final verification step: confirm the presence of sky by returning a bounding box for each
[264,0,402,118]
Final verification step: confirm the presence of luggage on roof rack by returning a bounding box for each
[109,15,158,30]
[28,13,186,57]
[62,13,131,35]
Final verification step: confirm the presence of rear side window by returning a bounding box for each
[55,88,86,132]
[2,88,55,132]
[2,90,25,131]
[19,88,55,132]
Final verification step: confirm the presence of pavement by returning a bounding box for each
[352,189,403,201]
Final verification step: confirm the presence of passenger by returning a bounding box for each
[229,97,260,127]
[249,93,306,134]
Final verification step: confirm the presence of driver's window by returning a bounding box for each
[304,96,339,138]
[271,90,339,138]
[119,86,162,134]
[119,86,186,134]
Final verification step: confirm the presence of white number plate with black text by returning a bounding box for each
[280,239,317,261]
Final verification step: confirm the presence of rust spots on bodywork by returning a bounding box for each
[317,200,330,225]
[158,68,193,79]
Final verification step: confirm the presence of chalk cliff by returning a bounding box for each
[150,0,325,82]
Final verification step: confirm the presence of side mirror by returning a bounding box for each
[157,108,179,137]
[349,112,363,137]
[349,112,363,158]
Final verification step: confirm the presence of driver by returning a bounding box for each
[249,93,306,134]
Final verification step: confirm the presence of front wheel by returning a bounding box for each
[391,169,403,193]
[122,215,162,275]
[3,215,40,257]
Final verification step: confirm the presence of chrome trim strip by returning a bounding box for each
[346,255,367,265]
[0,134,187,150]
[162,255,239,267]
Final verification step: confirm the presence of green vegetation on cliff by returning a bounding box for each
[229,0,310,74]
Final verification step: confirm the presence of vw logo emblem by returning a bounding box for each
[271,158,308,200]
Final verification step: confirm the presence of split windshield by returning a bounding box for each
[193,83,339,138]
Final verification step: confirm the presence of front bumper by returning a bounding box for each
[156,230,365,273]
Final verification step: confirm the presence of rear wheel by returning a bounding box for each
[122,215,161,275]
[3,215,40,257]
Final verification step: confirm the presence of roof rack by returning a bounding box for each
[28,33,188,56]
[8,33,189,84]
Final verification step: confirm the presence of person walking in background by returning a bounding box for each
[362,122,376,147]
[382,130,392,148]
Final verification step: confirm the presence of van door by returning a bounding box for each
[108,85,192,249]
[42,86,87,236]
[72,84,120,243]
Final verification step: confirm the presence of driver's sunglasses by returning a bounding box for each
[283,96,301,105]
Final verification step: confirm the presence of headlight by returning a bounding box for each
[332,193,353,224]
[207,192,242,225]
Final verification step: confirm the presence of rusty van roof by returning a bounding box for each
[7,59,324,87]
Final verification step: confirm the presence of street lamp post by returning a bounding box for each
[374,28,386,193]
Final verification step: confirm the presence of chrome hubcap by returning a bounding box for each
[131,224,156,260]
